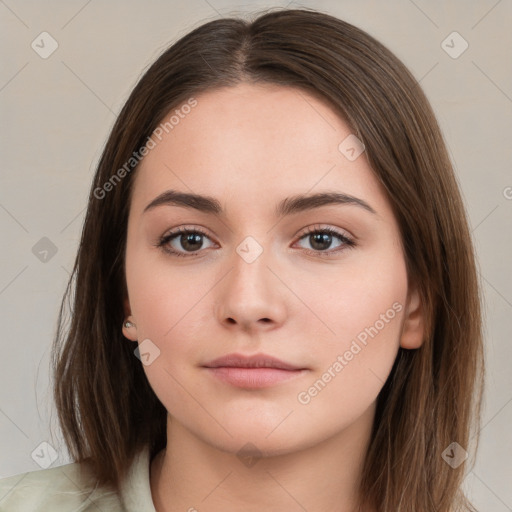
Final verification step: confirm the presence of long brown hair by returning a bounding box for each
[51,7,484,511]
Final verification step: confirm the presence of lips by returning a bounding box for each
[201,353,308,389]
[202,353,305,371]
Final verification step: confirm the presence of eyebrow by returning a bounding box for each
[143,190,377,217]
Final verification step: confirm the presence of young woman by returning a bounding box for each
[0,7,484,512]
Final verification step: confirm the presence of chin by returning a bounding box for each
[206,429,308,459]
[191,412,330,459]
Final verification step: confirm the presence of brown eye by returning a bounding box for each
[157,227,215,257]
[295,227,355,257]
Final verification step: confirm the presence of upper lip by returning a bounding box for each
[202,353,305,371]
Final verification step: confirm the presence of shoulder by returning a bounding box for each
[0,446,156,512]
[0,460,123,512]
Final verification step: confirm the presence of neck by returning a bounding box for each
[150,403,376,512]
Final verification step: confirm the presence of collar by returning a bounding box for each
[118,446,157,512]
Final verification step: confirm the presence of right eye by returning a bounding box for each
[156,227,216,257]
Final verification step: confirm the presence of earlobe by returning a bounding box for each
[399,285,425,350]
[122,318,138,341]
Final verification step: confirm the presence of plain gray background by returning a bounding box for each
[1,0,511,510]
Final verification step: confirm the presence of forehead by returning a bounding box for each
[130,83,389,220]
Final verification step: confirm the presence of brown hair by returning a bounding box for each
[51,7,484,511]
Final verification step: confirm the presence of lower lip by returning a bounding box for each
[204,367,307,388]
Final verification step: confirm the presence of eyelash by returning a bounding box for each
[155,225,356,259]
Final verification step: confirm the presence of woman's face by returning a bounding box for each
[123,82,422,456]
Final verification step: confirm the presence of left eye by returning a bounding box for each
[294,227,355,255]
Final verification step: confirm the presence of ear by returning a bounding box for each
[400,283,425,349]
[122,296,138,342]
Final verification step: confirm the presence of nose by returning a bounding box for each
[214,246,287,333]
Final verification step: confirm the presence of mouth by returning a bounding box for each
[201,353,309,389]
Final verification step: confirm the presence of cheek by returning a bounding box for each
[300,244,407,346]
[125,261,212,414]
[126,240,204,337]
[125,248,217,383]
[294,244,408,404]
[288,255,407,443]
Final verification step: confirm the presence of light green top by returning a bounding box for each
[0,446,156,511]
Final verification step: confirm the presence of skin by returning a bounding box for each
[122,82,424,512]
